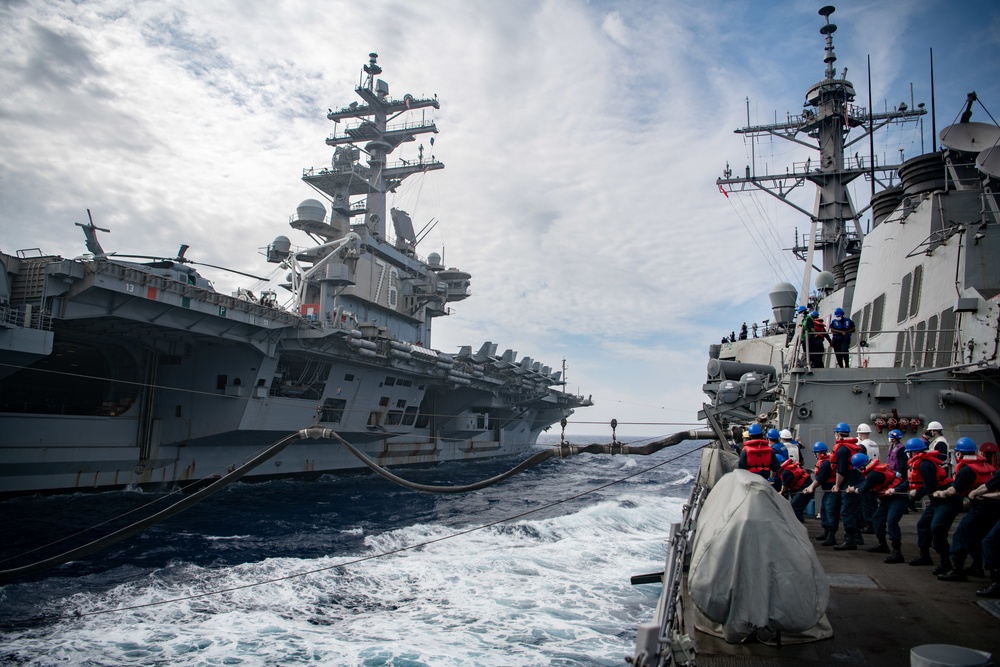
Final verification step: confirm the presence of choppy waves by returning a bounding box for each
[0,439,704,666]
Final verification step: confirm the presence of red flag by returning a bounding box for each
[719,184,729,198]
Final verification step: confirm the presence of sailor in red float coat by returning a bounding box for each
[737,439,780,480]
[832,429,865,548]
[779,457,812,522]
[934,444,999,582]
[907,447,959,571]
[801,448,838,540]
[969,469,1000,597]
[849,460,907,560]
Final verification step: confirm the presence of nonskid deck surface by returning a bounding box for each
[686,502,1000,667]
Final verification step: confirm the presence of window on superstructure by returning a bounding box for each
[396,399,406,408]
[858,305,871,348]
[379,396,390,406]
[385,410,403,426]
[402,406,418,426]
[320,398,347,423]
[897,273,912,323]
[894,331,907,368]
[902,326,916,367]
[909,264,923,318]
[924,315,938,367]
[914,321,926,369]
[385,376,396,386]
[870,294,885,339]
[937,308,956,367]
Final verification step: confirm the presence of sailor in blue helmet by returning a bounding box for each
[885,429,907,474]
[846,452,909,563]
[831,422,866,550]
[738,423,781,481]
[765,428,788,491]
[767,428,789,460]
[829,307,856,368]
[968,461,1000,598]
[905,437,959,572]
[934,438,999,582]
[801,442,838,544]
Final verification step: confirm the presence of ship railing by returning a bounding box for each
[632,476,705,667]
[850,324,967,370]
[95,261,302,326]
[334,118,438,137]
[302,163,370,178]
[0,303,52,331]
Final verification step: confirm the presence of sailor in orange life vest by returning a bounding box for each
[737,423,781,481]
[830,422,866,550]
[934,438,999,582]
[968,465,1000,598]
[800,442,839,544]
[846,452,908,564]
[906,437,961,573]
[777,454,813,522]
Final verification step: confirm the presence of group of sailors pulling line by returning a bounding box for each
[737,421,1000,599]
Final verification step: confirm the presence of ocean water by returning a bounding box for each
[0,435,704,666]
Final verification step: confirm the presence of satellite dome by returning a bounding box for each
[271,235,291,254]
[296,199,327,223]
[427,252,442,269]
[815,271,836,291]
[768,282,798,325]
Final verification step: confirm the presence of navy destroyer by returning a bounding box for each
[632,6,1000,665]
[0,53,591,497]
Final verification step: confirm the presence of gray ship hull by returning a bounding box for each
[0,54,591,497]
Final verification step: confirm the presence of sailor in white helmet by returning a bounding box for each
[925,420,950,473]
[856,423,879,534]
[856,423,879,460]
[779,429,801,463]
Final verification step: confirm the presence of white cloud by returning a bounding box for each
[2,0,998,437]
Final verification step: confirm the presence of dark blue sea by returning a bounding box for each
[0,435,704,666]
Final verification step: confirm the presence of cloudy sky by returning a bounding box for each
[2,0,999,437]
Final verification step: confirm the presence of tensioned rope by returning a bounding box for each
[0,438,710,625]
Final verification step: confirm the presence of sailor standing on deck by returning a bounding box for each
[924,420,950,473]
[969,467,1000,598]
[737,423,781,482]
[829,307,855,368]
[801,442,838,544]
[906,438,959,573]
[831,422,866,550]
[779,429,801,463]
[856,423,879,534]
[847,453,908,564]
[934,438,998,582]
[778,455,813,522]
[885,429,907,475]
[809,310,831,368]
[796,306,813,368]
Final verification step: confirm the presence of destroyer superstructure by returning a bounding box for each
[0,53,591,497]
[703,7,1000,449]
[633,6,1000,664]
